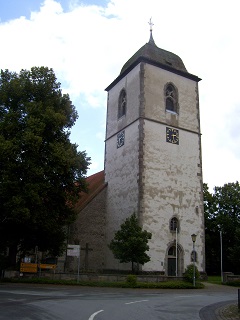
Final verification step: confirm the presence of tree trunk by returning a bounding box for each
[8,245,17,268]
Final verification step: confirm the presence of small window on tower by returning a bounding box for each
[165,83,178,113]
[118,89,127,119]
[170,217,179,232]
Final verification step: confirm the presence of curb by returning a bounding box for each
[200,300,238,320]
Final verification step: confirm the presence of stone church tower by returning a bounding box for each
[104,27,205,275]
[71,27,205,276]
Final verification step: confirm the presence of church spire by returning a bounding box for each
[148,17,155,45]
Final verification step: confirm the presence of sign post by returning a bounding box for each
[67,244,81,282]
[238,289,240,311]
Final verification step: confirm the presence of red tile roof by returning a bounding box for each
[74,170,106,212]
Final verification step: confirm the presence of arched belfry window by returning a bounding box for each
[170,217,179,232]
[118,89,127,119]
[165,83,178,113]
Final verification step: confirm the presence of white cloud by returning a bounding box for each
[1,0,240,186]
[96,131,105,141]
[89,160,101,172]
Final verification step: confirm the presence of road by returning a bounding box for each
[0,282,237,319]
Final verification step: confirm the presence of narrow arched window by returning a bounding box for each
[168,246,176,256]
[165,83,178,113]
[170,217,179,232]
[118,89,127,119]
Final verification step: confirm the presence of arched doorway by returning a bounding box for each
[167,243,184,276]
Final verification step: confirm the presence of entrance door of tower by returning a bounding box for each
[168,258,176,276]
[167,245,179,276]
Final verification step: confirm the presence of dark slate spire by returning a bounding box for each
[118,18,190,76]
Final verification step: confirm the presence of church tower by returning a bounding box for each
[104,25,205,275]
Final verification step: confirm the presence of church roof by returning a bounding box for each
[75,170,106,212]
[105,32,201,91]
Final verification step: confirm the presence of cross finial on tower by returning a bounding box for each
[148,17,155,44]
[148,17,154,31]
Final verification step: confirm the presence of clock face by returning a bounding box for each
[117,130,125,148]
[166,127,179,145]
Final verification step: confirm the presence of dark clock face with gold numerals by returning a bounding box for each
[117,130,125,148]
[166,127,179,145]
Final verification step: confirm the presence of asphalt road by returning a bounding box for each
[0,282,237,320]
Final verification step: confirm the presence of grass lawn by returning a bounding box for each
[1,277,204,289]
[206,275,222,285]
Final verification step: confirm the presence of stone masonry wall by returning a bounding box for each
[68,187,107,272]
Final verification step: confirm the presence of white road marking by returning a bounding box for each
[7,299,26,302]
[177,295,204,298]
[125,300,149,305]
[88,310,104,320]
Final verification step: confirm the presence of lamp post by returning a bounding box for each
[217,225,223,283]
[191,233,197,287]
[220,229,223,283]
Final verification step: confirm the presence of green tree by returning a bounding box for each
[0,67,90,266]
[228,227,240,270]
[203,183,220,275]
[204,182,240,274]
[109,213,152,273]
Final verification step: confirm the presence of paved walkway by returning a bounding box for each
[200,283,239,320]
[200,300,238,319]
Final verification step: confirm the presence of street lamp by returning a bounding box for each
[218,226,223,283]
[191,233,197,287]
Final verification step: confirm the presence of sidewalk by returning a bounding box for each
[200,283,240,320]
[216,302,239,320]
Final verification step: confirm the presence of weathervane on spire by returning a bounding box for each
[148,17,154,31]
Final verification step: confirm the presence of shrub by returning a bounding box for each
[225,280,240,287]
[184,264,200,283]
[126,274,137,286]
[1,277,204,288]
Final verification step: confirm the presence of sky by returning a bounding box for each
[0,0,239,192]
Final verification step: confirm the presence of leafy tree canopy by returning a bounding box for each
[109,213,152,272]
[204,182,240,274]
[0,67,90,263]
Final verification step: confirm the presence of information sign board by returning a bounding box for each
[67,244,80,257]
[39,264,56,270]
[20,263,38,273]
